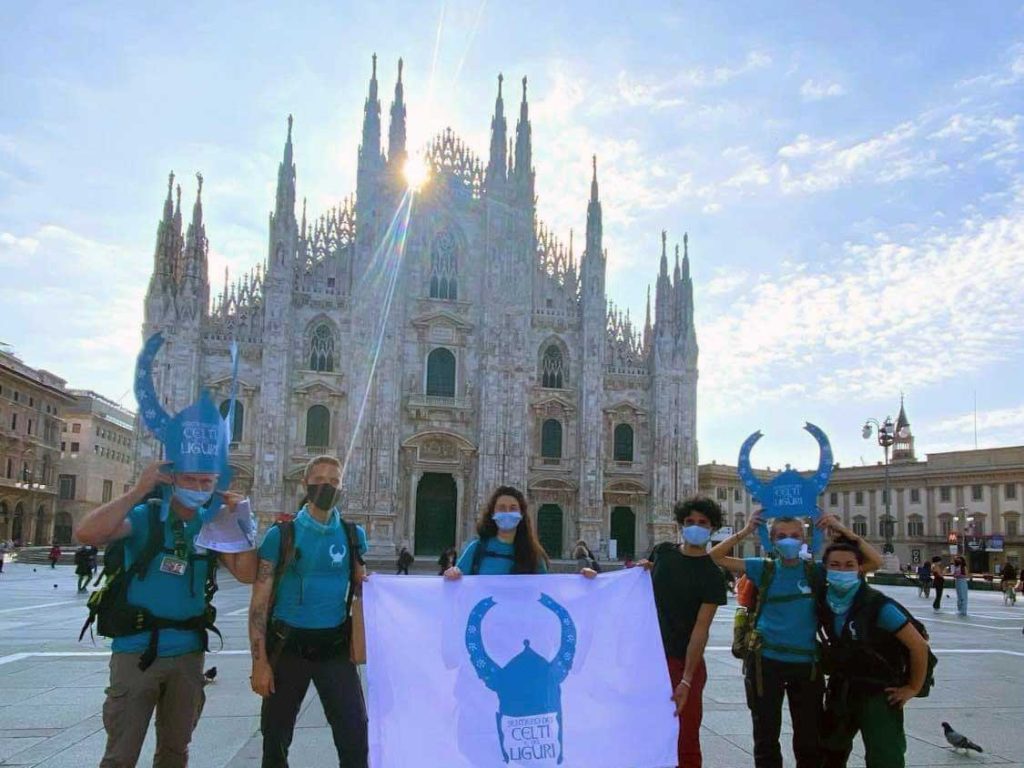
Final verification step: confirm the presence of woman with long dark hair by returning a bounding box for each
[444,486,549,577]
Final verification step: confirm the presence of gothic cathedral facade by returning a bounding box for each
[138,57,699,560]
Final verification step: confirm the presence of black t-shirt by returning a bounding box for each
[650,543,728,659]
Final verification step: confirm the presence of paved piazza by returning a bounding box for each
[0,562,1021,767]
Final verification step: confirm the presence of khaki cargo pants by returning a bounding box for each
[100,651,206,768]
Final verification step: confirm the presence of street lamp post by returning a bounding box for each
[955,506,974,559]
[862,415,908,556]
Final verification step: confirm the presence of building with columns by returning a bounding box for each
[136,56,700,561]
[55,391,136,544]
[699,403,1024,573]
[0,348,74,545]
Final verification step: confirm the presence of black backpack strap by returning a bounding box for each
[470,536,489,576]
[270,521,296,617]
[342,521,361,621]
[133,500,167,582]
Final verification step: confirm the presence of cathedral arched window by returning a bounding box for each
[541,419,563,459]
[305,405,331,449]
[541,344,565,389]
[613,423,634,462]
[219,400,244,443]
[309,324,335,372]
[426,348,456,398]
[428,228,459,300]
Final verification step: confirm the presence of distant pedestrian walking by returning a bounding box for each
[917,561,931,599]
[952,556,969,616]
[396,546,414,575]
[1000,562,1017,606]
[931,557,945,611]
[48,542,61,569]
[437,547,458,576]
[74,545,92,592]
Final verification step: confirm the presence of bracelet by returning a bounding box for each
[680,679,691,688]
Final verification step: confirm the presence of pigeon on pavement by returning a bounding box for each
[203,666,217,684]
[942,722,983,753]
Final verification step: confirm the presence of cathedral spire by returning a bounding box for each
[513,76,534,203]
[359,53,383,173]
[388,58,407,168]
[673,243,681,285]
[152,171,181,284]
[163,171,175,222]
[659,230,668,276]
[644,285,653,346]
[682,232,690,278]
[274,115,297,228]
[485,73,507,190]
[585,155,602,259]
[300,197,307,237]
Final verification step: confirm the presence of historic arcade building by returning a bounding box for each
[137,56,699,560]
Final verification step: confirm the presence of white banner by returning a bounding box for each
[364,568,676,768]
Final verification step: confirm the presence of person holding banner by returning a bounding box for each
[712,513,882,768]
[445,486,549,577]
[249,454,368,768]
[641,496,728,768]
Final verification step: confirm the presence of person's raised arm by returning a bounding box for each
[710,514,760,574]
[818,513,883,572]
[76,461,171,546]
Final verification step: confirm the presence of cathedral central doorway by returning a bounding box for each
[610,506,636,560]
[414,473,457,556]
[536,504,564,559]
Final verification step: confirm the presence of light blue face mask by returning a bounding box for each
[826,569,862,613]
[775,537,803,560]
[681,525,711,547]
[826,569,862,594]
[173,487,213,510]
[493,511,523,532]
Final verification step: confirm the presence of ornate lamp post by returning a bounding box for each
[862,415,909,555]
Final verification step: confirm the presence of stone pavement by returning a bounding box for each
[0,561,1021,767]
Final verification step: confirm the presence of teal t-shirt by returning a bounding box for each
[745,557,824,663]
[258,507,368,629]
[833,589,908,637]
[456,537,548,575]
[112,503,211,658]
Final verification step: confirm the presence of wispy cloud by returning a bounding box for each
[699,187,1024,414]
[612,50,772,110]
[0,225,146,399]
[800,79,845,101]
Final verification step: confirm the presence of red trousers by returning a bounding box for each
[667,655,708,768]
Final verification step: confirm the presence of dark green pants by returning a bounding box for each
[822,687,906,768]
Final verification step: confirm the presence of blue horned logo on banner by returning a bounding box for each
[737,422,834,555]
[134,331,239,521]
[465,594,577,765]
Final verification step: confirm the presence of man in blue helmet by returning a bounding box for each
[77,333,258,767]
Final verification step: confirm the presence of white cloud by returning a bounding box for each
[800,79,846,101]
[698,191,1024,415]
[610,50,772,111]
[0,225,147,399]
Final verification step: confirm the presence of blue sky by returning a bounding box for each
[1,1,1022,470]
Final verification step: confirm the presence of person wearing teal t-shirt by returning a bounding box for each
[818,540,931,768]
[711,513,883,768]
[76,461,257,768]
[446,486,549,578]
[249,455,368,768]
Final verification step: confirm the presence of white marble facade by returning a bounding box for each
[138,57,698,560]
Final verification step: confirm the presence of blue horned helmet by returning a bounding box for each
[737,422,834,555]
[465,593,577,765]
[135,332,237,520]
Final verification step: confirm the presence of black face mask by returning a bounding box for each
[307,483,339,511]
